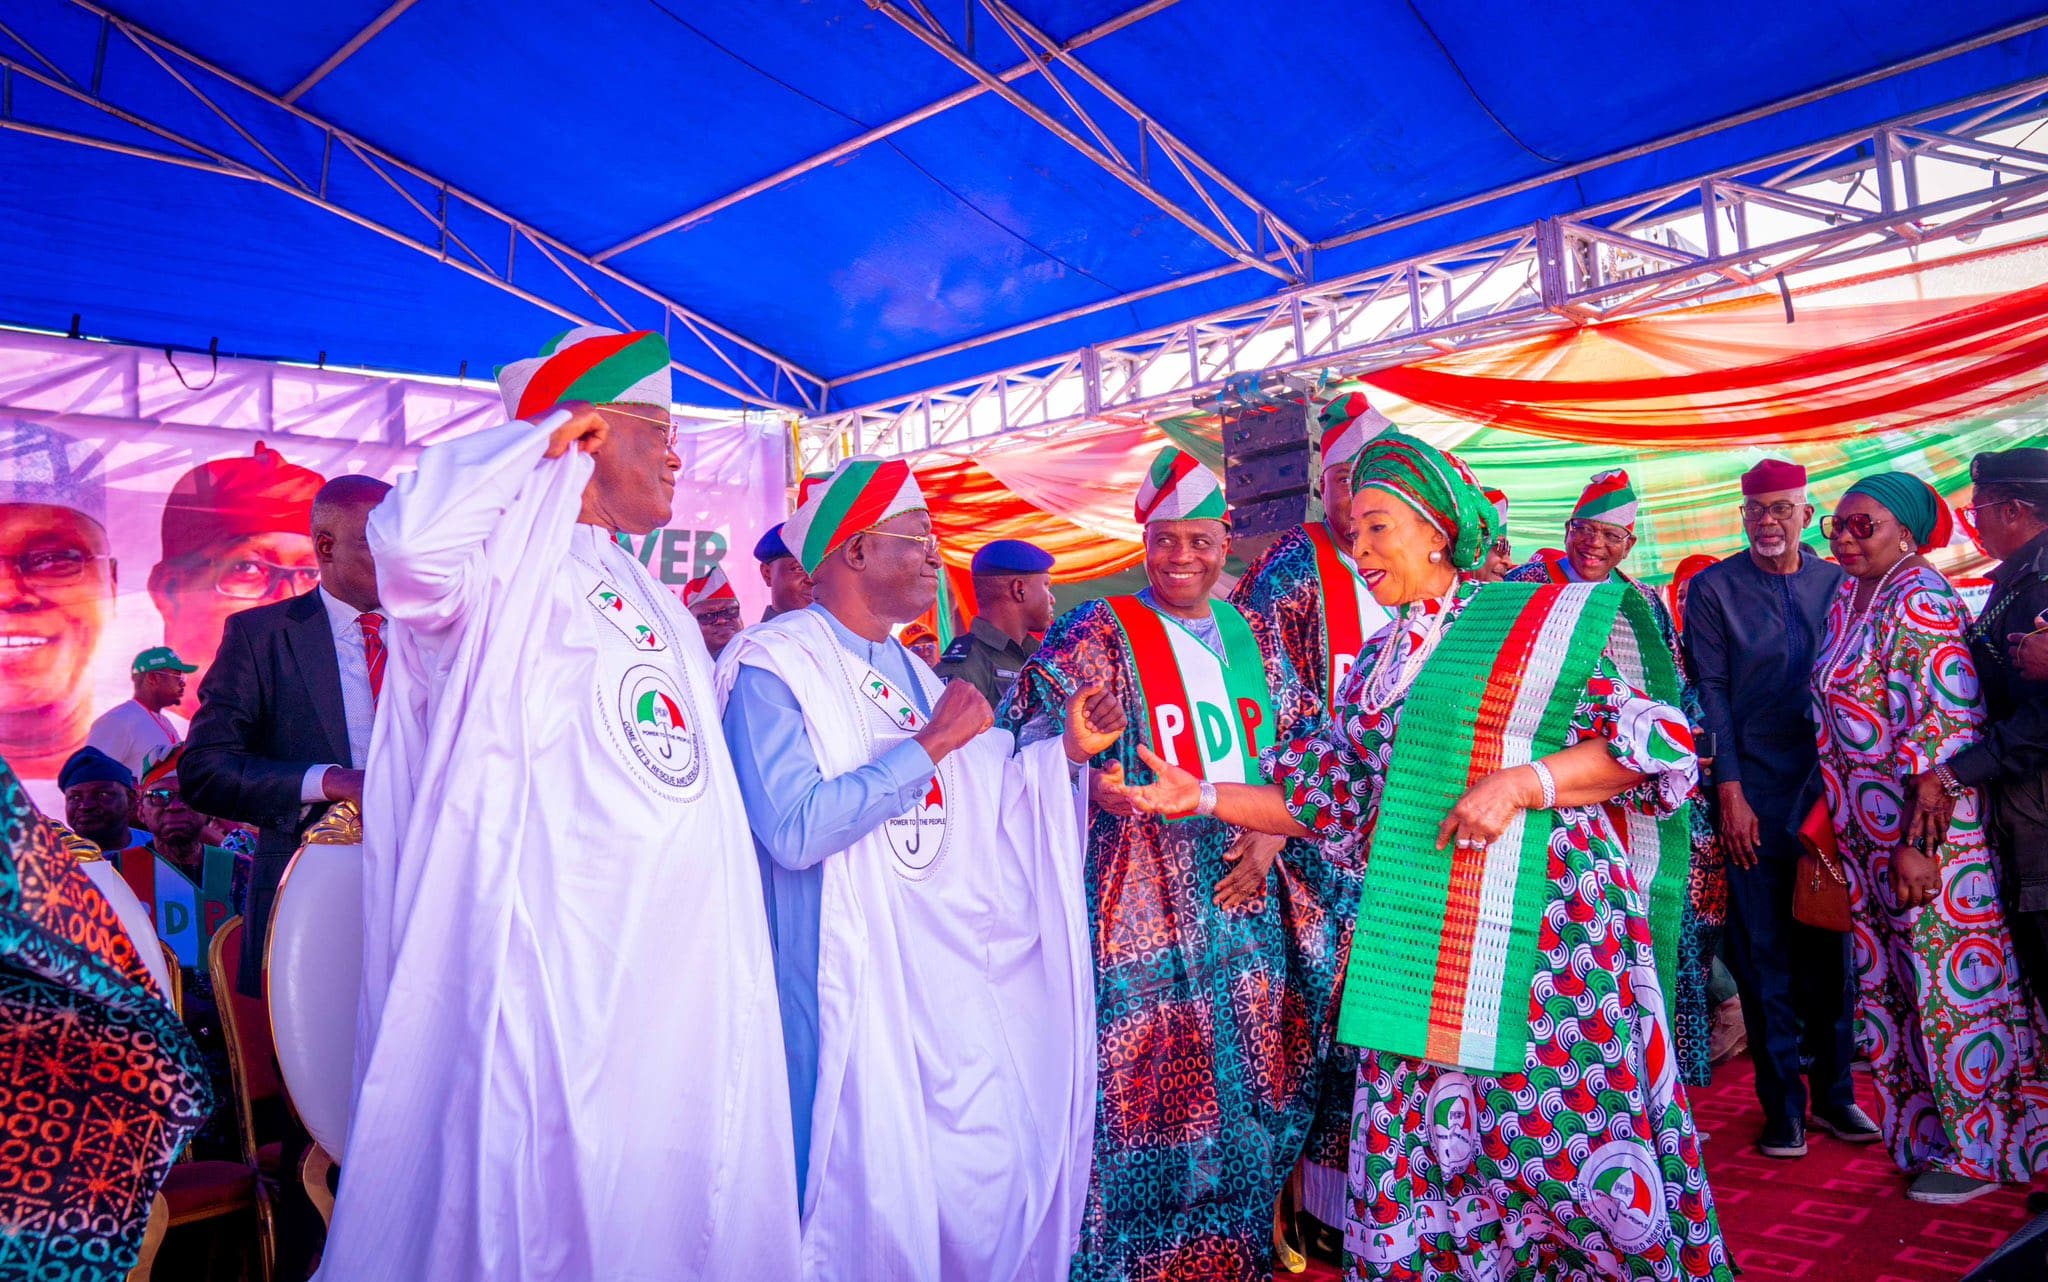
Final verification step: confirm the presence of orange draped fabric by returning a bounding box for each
[1365,244,2048,445]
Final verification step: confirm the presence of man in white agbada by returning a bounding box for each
[717,456,1118,1282]
[319,328,799,1280]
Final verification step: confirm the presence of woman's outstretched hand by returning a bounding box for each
[1099,744,1202,815]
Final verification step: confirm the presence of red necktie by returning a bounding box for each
[359,612,386,707]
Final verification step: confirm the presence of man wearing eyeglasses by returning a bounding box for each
[147,442,326,717]
[313,327,802,1282]
[1681,458,1869,1160]
[719,453,1115,1281]
[0,418,116,804]
[1506,468,1734,1117]
[1946,450,2048,1075]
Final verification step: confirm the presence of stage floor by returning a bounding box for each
[1300,1054,2039,1281]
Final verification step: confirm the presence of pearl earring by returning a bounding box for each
[1428,550,1443,563]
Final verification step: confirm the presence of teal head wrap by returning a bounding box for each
[1844,471,1952,552]
[1349,429,1501,571]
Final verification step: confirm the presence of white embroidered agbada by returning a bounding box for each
[715,608,1095,1282]
[319,411,799,1281]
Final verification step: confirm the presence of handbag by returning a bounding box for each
[1791,794,1853,933]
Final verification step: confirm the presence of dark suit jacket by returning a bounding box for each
[182,590,351,996]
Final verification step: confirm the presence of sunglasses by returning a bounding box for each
[1820,513,1892,540]
[141,788,184,806]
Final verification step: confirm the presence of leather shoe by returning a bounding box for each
[1812,1103,1881,1144]
[1758,1115,1808,1158]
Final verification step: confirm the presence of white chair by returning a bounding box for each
[265,802,363,1214]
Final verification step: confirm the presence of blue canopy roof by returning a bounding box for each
[3,0,2045,411]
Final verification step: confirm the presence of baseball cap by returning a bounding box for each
[133,646,198,675]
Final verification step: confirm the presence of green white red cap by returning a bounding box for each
[1572,469,1638,531]
[1135,446,1227,525]
[1313,380,1392,471]
[782,455,927,575]
[495,326,672,420]
[680,564,737,609]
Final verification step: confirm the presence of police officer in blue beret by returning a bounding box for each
[1951,447,2048,1146]
[753,522,814,622]
[937,539,1055,711]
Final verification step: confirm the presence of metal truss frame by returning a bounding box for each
[0,0,831,412]
[797,73,2048,469]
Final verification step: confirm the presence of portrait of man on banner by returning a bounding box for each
[0,417,116,788]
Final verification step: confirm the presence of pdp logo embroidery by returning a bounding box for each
[884,768,950,879]
[1578,1141,1666,1253]
[616,664,702,792]
[588,582,666,652]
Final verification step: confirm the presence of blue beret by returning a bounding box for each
[753,522,793,563]
[971,539,1054,575]
[60,745,134,792]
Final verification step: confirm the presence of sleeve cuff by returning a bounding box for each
[1948,745,1999,789]
[878,739,938,796]
[300,764,338,804]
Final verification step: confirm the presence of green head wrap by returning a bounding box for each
[1349,429,1501,571]
[1844,471,1953,552]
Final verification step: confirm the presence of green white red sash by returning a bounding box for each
[113,846,236,969]
[1105,596,1275,817]
[1338,581,1690,1074]
[1303,521,1386,708]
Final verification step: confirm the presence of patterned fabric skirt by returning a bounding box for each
[1343,834,1731,1282]
[1839,790,2048,1181]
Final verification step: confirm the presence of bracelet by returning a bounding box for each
[1196,779,1219,818]
[1528,760,1557,810]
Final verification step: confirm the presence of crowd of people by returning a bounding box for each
[6,321,2048,1282]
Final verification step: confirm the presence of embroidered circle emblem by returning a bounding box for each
[1944,939,2007,1004]
[883,766,951,879]
[1579,1140,1666,1253]
[616,664,702,792]
[1629,964,1677,1112]
[1943,863,2001,929]
[1425,1073,1479,1175]
[1946,1027,2012,1096]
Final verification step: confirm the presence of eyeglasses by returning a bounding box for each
[1490,536,1512,556]
[860,529,940,556]
[1820,513,1892,540]
[3,546,112,587]
[214,558,321,600]
[1740,501,1802,523]
[1565,520,1633,549]
[603,405,681,449]
[141,788,184,806]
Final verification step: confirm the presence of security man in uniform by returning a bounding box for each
[937,539,1055,711]
[1948,448,2048,1041]
[753,522,814,622]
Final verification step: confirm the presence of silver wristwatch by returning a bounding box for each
[1196,779,1219,817]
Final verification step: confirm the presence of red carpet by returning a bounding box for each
[1296,1056,2041,1280]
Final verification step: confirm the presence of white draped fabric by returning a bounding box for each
[716,610,1095,1282]
[318,413,799,1281]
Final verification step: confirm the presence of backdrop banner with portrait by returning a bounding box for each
[0,329,786,814]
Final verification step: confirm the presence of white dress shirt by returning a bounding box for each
[299,588,387,802]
